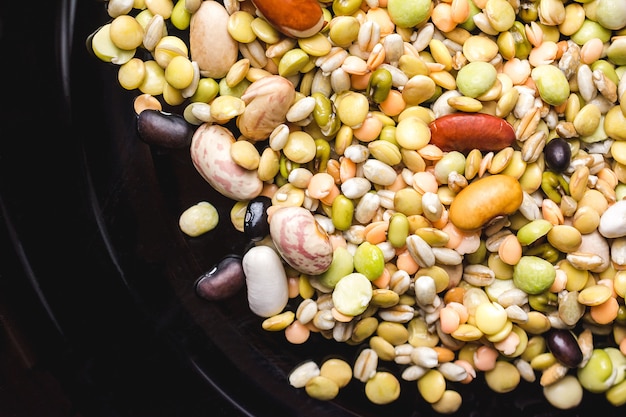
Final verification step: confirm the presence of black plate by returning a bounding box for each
[2,1,625,416]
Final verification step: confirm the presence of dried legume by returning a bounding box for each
[90,0,626,412]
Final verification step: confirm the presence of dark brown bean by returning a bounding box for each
[545,329,583,368]
[137,109,194,148]
[544,137,571,173]
[244,196,272,241]
[195,255,244,301]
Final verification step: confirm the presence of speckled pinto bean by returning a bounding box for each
[190,123,263,201]
[428,113,517,153]
[449,174,523,231]
[269,206,333,275]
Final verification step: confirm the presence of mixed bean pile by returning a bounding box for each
[90,0,626,413]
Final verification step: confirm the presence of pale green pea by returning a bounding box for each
[227,10,256,43]
[164,55,194,90]
[485,0,516,32]
[250,17,281,44]
[513,256,556,295]
[317,246,354,288]
[365,372,401,405]
[298,33,332,57]
[379,125,397,145]
[354,241,385,281]
[387,0,431,28]
[331,195,354,231]
[616,183,626,201]
[218,77,251,98]
[178,201,219,237]
[517,219,553,246]
[433,151,466,184]
[464,240,487,264]
[570,19,612,45]
[328,15,360,47]
[337,91,369,128]
[367,68,393,104]
[459,0,481,31]
[604,106,626,141]
[388,213,409,248]
[577,348,614,393]
[278,48,310,78]
[283,131,317,164]
[331,0,362,15]
[395,116,431,150]
[456,61,497,98]
[332,272,373,316]
[607,37,626,66]
[190,77,219,103]
[487,253,513,279]
[394,188,423,216]
[531,64,570,106]
[311,92,334,131]
[170,0,191,30]
[606,379,626,407]
[595,0,626,30]
[605,347,626,385]
[368,140,402,166]
[591,59,620,86]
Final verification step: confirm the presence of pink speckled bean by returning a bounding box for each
[191,124,263,201]
[269,206,334,275]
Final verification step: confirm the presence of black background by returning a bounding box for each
[0,1,248,416]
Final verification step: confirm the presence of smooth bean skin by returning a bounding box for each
[195,255,244,301]
[429,113,516,152]
[189,1,238,78]
[137,109,194,148]
[242,245,289,317]
[544,137,572,172]
[543,375,583,410]
[250,0,325,38]
[244,196,272,241]
[448,174,523,231]
[545,329,583,368]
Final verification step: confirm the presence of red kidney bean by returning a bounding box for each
[428,113,516,152]
[195,255,245,301]
[545,329,583,368]
[137,109,194,149]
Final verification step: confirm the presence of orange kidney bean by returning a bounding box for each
[428,113,516,152]
[250,0,325,38]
